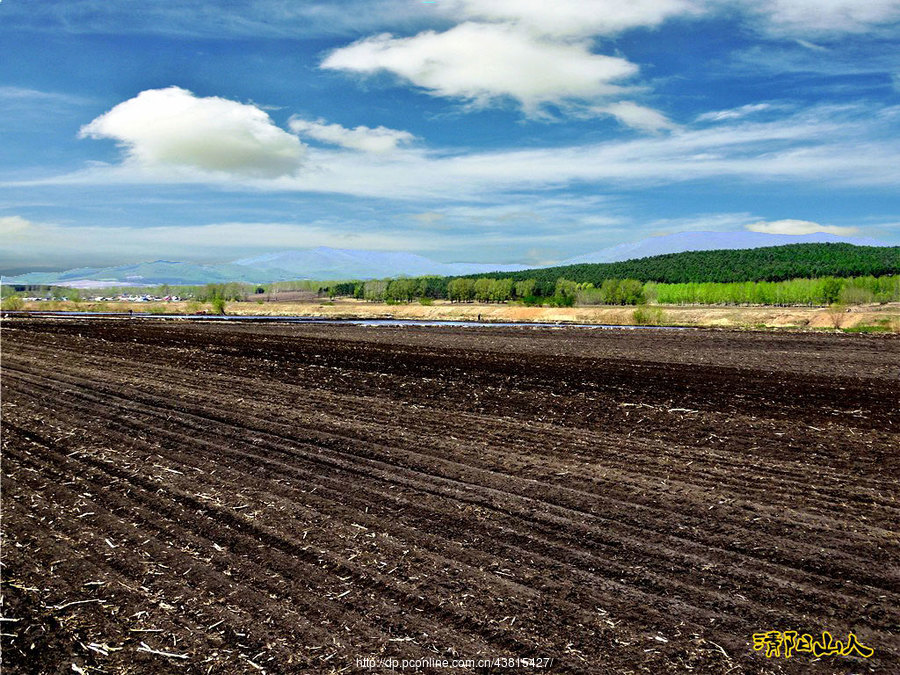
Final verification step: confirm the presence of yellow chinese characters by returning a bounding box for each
[752,631,874,659]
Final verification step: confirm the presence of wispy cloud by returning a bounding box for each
[0,87,95,132]
[0,87,92,106]
[288,117,415,153]
[0,203,627,271]
[595,102,678,132]
[6,0,897,41]
[0,216,427,271]
[443,0,701,38]
[12,103,900,200]
[696,103,776,122]
[0,1,437,39]
[445,1,900,39]
[739,0,900,37]
[794,39,829,51]
[746,218,860,235]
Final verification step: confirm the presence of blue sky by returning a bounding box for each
[2,0,899,273]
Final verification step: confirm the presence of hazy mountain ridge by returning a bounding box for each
[3,233,888,286]
[3,248,523,286]
[4,261,266,286]
[233,247,523,279]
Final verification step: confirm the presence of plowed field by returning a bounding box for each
[1,318,897,674]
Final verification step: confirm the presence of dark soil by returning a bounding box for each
[1,318,897,674]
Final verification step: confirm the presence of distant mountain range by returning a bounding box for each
[233,248,523,280]
[2,232,888,287]
[2,248,523,287]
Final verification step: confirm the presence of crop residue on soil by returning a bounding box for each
[1,318,897,673]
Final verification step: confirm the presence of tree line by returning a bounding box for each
[649,275,899,306]
[345,274,899,307]
[6,273,898,308]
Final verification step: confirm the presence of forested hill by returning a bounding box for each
[468,243,900,287]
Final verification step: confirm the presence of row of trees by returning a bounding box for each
[570,279,645,306]
[447,278,516,302]
[347,274,899,307]
[353,277,447,302]
[652,275,899,306]
[351,276,648,305]
[48,274,887,307]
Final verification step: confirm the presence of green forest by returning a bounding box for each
[463,243,900,293]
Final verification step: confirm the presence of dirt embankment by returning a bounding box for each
[2,319,898,673]
[20,299,900,330]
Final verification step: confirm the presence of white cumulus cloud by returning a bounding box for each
[746,219,860,235]
[79,87,305,178]
[288,117,415,153]
[321,22,639,116]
